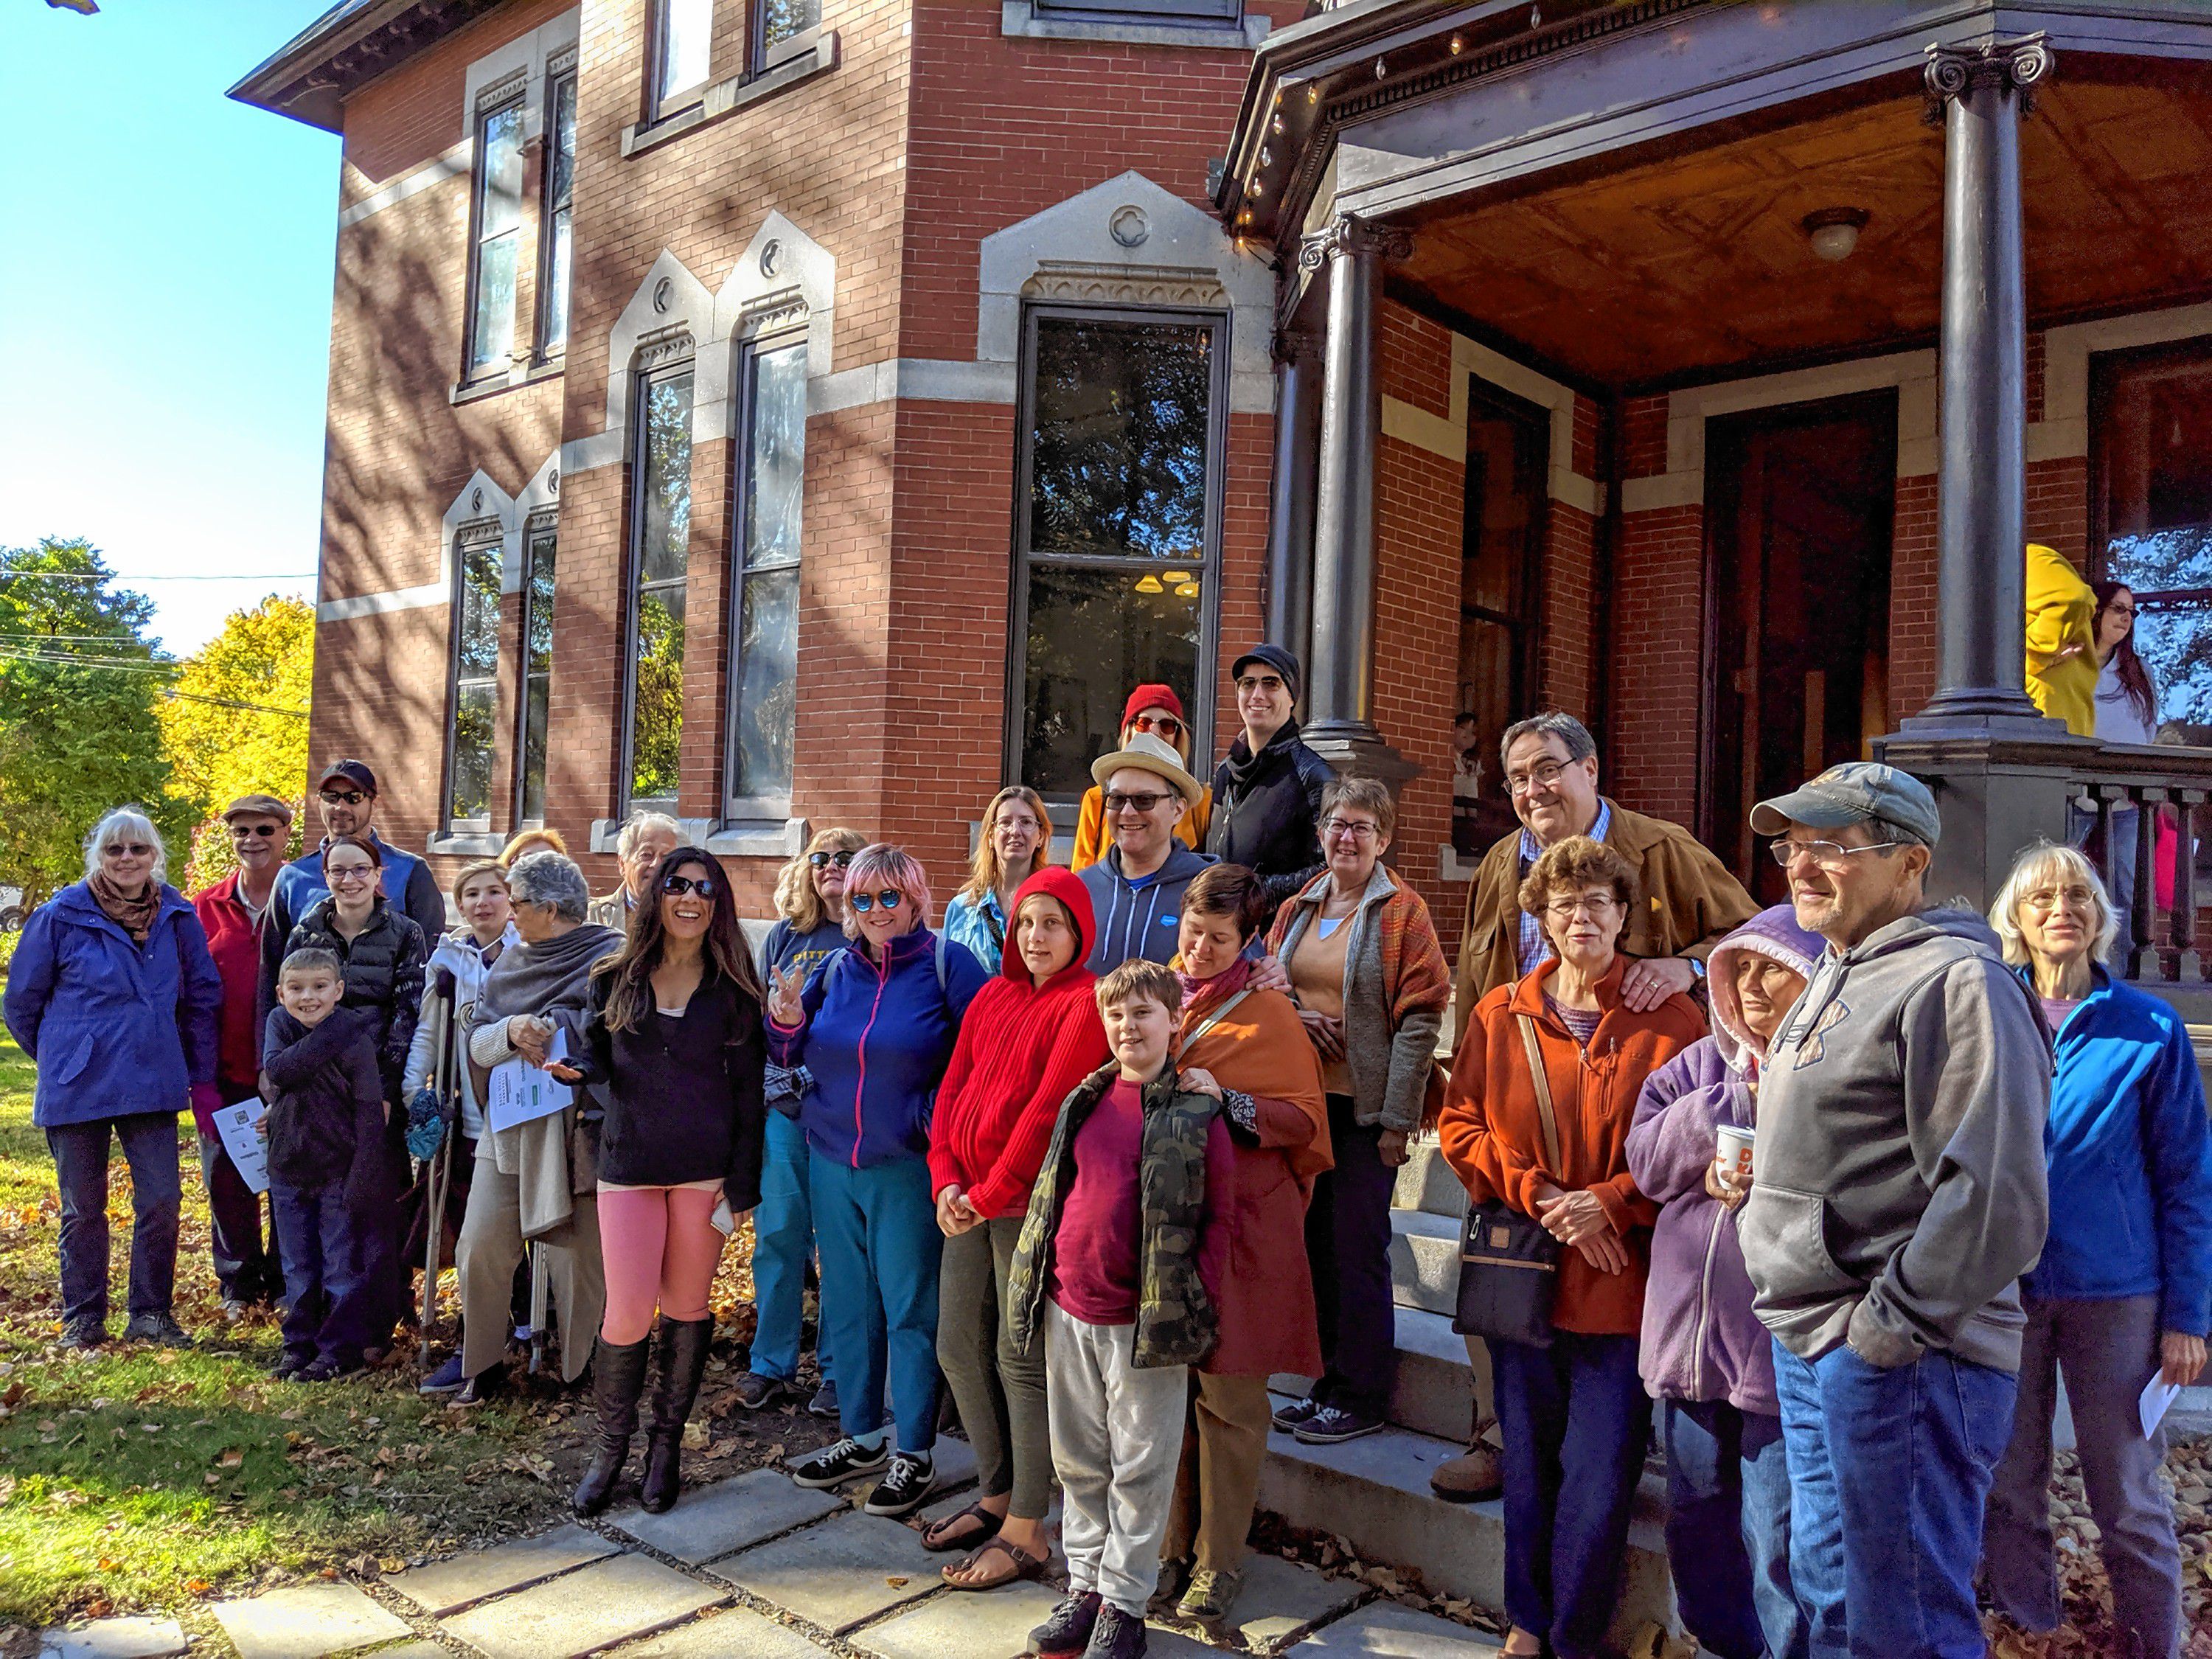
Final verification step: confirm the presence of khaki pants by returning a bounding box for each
[456,1149,603,1383]
[1161,1372,1274,1574]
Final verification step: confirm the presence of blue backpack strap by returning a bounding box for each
[934,930,948,993]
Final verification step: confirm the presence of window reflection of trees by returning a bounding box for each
[2110,527,2212,724]
[631,368,693,807]
[449,541,502,824]
[632,591,686,807]
[520,530,556,822]
[762,0,819,50]
[732,339,806,807]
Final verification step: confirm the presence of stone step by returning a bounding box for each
[1256,1407,1678,1653]
[1388,1207,1461,1319]
[1273,1304,1486,1444]
[1391,1138,1469,1220]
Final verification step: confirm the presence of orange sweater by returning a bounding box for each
[1439,957,1705,1336]
[1069,785,1212,873]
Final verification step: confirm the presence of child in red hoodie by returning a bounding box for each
[923,867,1108,1588]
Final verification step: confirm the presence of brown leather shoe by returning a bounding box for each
[1429,1441,1502,1503]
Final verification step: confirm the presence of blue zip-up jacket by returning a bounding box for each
[4,881,222,1128]
[2020,963,2212,1335]
[269,830,446,953]
[767,926,989,1169]
[1077,841,1216,974]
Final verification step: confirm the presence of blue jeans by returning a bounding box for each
[1773,1337,2017,1659]
[1491,1332,1648,1659]
[46,1113,182,1326]
[810,1153,941,1453]
[271,1182,376,1368]
[751,1110,827,1385]
[1663,1399,1809,1659]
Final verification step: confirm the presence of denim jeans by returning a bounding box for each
[1773,1336,2017,1659]
[1306,1095,1399,1419]
[270,1181,376,1367]
[810,1153,941,1453]
[46,1113,182,1326]
[1663,1399,1810,1659]
[1491,1331,1648,1659]
[751,1110,828,1385]
[198,1130,282,1304]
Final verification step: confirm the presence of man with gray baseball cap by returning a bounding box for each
[1737,762,2051,1658]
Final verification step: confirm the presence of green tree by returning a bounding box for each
[0,539,179,899]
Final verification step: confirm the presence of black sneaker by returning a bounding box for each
[807,1377,838,1418]
[418,1354,466,1396]
[122,1312,192,1348]
[734,1370,792,1410]
[60,1318,105,1352]
[1030,1590,1102,1658]
[789,1436,888,1489]
[453,1366,502,1407]
[1270,1394,1321,1433]
[270,1352,312,1381]
[1292,1402,1383,1444]
[302,1354,366,1383]
[1082,1603,1147,1659]
[863,1450,934,1517]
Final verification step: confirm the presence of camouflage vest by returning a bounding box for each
[1006,1063,1222,1369]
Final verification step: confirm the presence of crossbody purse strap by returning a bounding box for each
[1183,987,1254,1051]
[1515,1013,1565,1175]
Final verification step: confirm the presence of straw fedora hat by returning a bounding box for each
[1089,731,1205,807]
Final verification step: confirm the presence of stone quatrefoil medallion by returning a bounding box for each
[1108,204,1149,248]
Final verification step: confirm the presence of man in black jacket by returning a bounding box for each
[1206,645,1332,910]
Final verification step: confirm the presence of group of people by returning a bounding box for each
[8,610,2211,1659]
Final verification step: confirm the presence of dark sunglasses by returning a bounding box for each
[849,889,905,914]
[661,873,717,897]
[105,843,153,858]
[809,849,857,869]
[319,789,367,806]
[1105,790,1171,814]
[229,823,282,838]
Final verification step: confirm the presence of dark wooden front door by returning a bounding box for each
[1701,393,1898,902]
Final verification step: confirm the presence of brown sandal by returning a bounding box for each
[941,1537,1046,1591]
[920,1500,1003,1554]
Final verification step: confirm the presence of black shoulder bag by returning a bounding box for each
[1451,1014,1562,1349]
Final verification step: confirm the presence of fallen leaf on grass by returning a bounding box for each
[184,1579,211,1596]
[886,1577,908,1587]
[218,1448,244,1468]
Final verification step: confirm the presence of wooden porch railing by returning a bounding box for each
[2072,742,2212,985]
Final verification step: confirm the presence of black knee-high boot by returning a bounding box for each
[571,1335,650,1517]
[640,1316,715,1514]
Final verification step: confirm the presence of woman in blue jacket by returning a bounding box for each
[1983,844,2212,1659]
[4,807,223,1350]
[767,843,988,1520]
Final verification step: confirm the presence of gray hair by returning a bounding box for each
[1500,711,1597,773]
[84,806,167,888]
[506,850,591,922]
[616,811,683,859]
[1989,841,2118,967]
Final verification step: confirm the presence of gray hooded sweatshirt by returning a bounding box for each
[1078,841,1217,974]
[1738,907,2051,1374]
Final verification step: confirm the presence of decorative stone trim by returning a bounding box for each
[1000,1,1268,50]
[1022,262,1228,309]
[427,831,504,858]
[459,8,580,146]
[589,816,807,859]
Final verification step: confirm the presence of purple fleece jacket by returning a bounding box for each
[1624,904,1823,1416]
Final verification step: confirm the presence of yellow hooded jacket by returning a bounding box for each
[2024,543,2098,737]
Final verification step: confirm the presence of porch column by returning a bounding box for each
[1907,32,2054,735]
[1298,214,1415,784]
[1265,325,1321,673]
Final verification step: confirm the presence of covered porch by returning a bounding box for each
[1222,0,2212,988]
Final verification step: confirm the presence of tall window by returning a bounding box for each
[728,335,807,815]
[466,94,525,379]
[517,524,557,823]
[627,364,694,810]
[1011,310,1222,799]
[448,535,504,826]
[2096,339,2212,728]
[655,0,713,112]
[757,0,820,69]
[1455,383,1547,854]
[537,69,577,358]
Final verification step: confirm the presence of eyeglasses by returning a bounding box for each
[1130,712,1185,742]
[229,823,282,838]
[1544,896,1621,920]
[1767,838,1903,868]
[105,843,153,858]
[2022,886,2094,915]
[1105,790,1171,815]
[849,889,905,914]
[809,849,856,869]
[1235,675,1286,695]
[319,789,366,807]
[1506,759,1574,798]
[2105,603,2138,620]
[326,864,375,883]
[1324,818,1380,843]
[661,873,717,897]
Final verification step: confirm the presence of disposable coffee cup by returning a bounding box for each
[1716,1124,1755,1179]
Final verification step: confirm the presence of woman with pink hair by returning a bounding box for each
[767,844,991,1519]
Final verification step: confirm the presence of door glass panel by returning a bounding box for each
[2098,347,2212,728]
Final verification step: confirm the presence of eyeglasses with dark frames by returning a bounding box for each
[809,849,857,869]
[319,789,367,807]
[1104,790,1172,815]
[229,823,283,838]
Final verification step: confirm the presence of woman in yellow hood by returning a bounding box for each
[2024,543,2098,737]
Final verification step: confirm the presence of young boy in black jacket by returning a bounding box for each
[260,947,391,1381]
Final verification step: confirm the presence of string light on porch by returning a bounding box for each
[1802,206,1870,262]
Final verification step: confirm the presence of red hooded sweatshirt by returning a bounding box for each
[928,867,1110,1219]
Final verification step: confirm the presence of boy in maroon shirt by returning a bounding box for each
[1006,959,1232,1659]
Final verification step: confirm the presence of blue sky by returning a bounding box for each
[0,1,339,654]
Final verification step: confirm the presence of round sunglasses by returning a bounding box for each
[848,889,905,914]
[809,849,857,869]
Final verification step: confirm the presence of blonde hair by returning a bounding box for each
[842,844,931,941]
[774,826,868,931]
[450,859,508,908]
[498,827,569,869]
[1989,841,2119,967]
[959,786,1051,909]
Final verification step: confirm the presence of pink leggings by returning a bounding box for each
[597,1186,726,1346]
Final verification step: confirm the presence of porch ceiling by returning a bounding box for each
[1395,78,2212,390]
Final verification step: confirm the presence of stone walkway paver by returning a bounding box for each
[442,1551,726,1659]
[623,1607,837,1657]
[611,1466,842,1563]
[210,1581,413,1659]
[1226,1554,1366,1647]
[1294,1600,1504,1652]
[712,1510,942,1633]
[385,1521,617,1615]
[850,1581,1062,1659]
[38,1616,187,1659]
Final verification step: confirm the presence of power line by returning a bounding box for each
[0,570,313,582]
[0,648,307,718]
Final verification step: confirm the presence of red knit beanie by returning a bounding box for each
[1121,684,1185,728]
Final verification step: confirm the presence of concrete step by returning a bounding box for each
[1391,1138,1469,1219]
[1273,1304,1486,1444]
[1389,1207,1461,1319]
[1256,1404,1679,1652]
